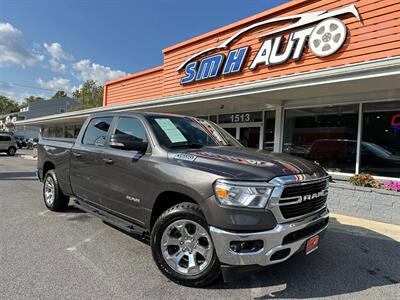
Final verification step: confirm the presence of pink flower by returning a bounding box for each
[385,180,400,192]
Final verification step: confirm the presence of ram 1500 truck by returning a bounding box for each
[37,112,330,287]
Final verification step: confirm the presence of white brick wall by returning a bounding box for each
[328,182,400,225]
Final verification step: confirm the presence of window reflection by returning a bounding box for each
[283,105,358,173]
[361,101,400,177]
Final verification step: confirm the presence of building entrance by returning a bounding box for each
[221,122,262,149]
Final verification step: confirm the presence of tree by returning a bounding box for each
[25,95,45,104]
[51,90,67,99]
[71,80,103,110]
[20,95,45,108]
[0,95,20,114]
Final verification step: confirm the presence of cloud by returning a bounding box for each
[72,59,127,85]
[44,42,73,61]
[37,77,72,92]
[43,42,72,72]
[0,22,43,67]
[48,58,66,72]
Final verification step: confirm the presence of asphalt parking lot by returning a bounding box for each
[0,151,399,299]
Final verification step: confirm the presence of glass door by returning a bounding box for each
[218,111,274,150]
[239,127,260,148]
[223,127,237,139]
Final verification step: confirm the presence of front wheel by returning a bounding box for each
[151,202,220,287]
[43,170,69,211]
[7,147,16,156]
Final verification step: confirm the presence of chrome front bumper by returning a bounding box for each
[209,209,329,266]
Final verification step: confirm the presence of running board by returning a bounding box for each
[73,199,147,237]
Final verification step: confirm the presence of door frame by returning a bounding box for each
[220,121,263,149]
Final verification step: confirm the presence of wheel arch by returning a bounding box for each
[149,191,199,231]
[43,161,55,178]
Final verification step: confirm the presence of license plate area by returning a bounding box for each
[306,235,320,255]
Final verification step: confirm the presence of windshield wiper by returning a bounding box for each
[170,143,204,149]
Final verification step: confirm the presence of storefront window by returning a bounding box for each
[55,126,63,138]
[283,105,358,173]
[65,125,74,138]
[48,127,57,137]
[239,127,260,148]
[263,111,275,151]
[42,127,49,138]
[74,125,82,138]
[42,124,82,139]
[361,101,400,177]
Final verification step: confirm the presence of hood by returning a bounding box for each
[168,146,324,181]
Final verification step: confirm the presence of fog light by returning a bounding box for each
[230,240,263,253]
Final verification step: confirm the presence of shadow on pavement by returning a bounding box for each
[0,171,37,181]
[207,217,400,298]
[65,205,86,213]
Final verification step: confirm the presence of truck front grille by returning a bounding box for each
[279,179,328,219]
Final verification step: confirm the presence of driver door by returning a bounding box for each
[100,116,150,226]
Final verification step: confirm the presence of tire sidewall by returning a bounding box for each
[43,170,69,211]
[8,147,16,156]
[151,203,220,286]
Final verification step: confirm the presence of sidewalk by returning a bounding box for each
[330,213,400,242]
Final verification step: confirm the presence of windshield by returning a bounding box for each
[146,115,242,149]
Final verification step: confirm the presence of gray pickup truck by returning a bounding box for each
[37,112,330,286]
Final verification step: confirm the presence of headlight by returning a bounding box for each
[213,179,274,208]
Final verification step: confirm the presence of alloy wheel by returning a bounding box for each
[160,219,213,276]
[44,176,55,206]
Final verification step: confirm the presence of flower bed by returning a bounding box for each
[384,180,400,192]
[349,173,400,192]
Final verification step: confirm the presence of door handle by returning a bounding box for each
[73,152,82,158]
[102,158,114,164]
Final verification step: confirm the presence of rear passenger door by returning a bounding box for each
[100,116,150,225]
[70,116,113,206]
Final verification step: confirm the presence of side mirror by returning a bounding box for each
[109,134,148,153]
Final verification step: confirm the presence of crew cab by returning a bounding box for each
[37,112,330,286]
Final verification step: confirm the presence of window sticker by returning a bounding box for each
[155,118,187,143]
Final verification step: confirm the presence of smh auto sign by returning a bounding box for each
[178,5,360,85]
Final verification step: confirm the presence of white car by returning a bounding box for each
[0,133,17,156]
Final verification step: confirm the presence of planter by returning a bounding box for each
[327,181,400,225]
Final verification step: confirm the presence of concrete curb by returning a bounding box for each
[330,213,400,242]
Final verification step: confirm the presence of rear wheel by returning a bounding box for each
[151,202,220,287]
[7,147,16,156]
[43,170,69,211]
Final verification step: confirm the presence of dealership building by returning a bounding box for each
[18,0,400,180]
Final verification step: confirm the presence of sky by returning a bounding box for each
[0,0,289,102]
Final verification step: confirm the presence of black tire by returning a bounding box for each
[7,147,16,156]
[43,170,70,211]
[151,202,220,287]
